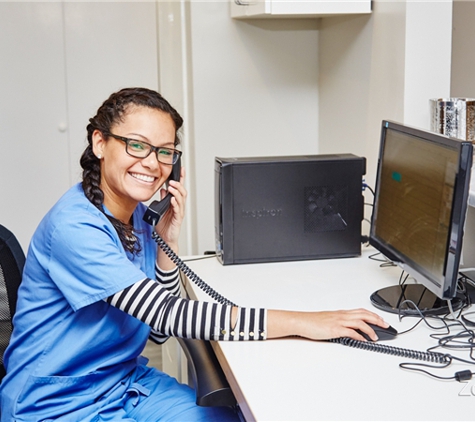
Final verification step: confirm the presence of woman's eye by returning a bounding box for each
[129,141,146,151]
[158,149,173,156]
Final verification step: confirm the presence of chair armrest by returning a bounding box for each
[177,338,236,407]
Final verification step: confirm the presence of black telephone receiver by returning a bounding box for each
[143,157,182,226]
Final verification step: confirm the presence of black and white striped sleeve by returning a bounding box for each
[105,277,267,342]
[155,264,180,296]
[149,265,180,343]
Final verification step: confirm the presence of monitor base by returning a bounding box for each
[370,284,464,316]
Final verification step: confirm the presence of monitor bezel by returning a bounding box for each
[369,120,473,300]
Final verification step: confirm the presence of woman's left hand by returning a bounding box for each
[155,166,187,249]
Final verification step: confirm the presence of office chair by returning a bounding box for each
[0,224,235,408]
[0,225,24,383]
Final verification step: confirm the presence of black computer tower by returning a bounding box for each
[215,154,366,265]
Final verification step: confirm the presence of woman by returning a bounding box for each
[0,87,386,421]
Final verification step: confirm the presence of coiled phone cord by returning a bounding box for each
[152,231,238,307]
[330,337,451,364]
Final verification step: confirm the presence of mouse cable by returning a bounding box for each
[329,337,451,364]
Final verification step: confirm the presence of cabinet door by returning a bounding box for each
[0,2,70,250]
[231,0,372,19]
[63,1,159,186]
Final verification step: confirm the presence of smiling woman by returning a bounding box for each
[82,89,184,255]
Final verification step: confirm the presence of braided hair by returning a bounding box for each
[80,87,183,254]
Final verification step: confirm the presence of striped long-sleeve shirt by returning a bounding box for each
[106,265,267,344]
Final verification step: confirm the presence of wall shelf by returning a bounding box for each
[231,0,372,19]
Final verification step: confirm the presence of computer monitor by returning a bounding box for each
[369,120,473,315]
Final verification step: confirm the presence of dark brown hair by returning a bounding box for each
[80,87,183,254]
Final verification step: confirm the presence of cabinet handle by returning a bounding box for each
[234,0,251,5]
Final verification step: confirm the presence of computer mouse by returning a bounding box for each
[356,323,398,341]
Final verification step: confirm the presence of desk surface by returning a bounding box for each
[183,247,475,421]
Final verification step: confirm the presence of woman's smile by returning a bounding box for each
[129,171,157,184]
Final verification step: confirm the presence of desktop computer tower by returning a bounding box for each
[215,154,366,265]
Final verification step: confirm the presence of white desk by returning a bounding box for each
[183,247,475,421]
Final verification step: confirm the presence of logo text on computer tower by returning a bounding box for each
[241,208,282,218]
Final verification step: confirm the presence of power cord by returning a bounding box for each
[362,179,375,196]
[361,180,375,245]
[395,296,475,382]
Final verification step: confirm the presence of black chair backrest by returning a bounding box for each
[0,225,25,381]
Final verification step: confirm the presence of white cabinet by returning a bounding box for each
[231,0,372,19]
[0,2,70,251]
[0,2,158,251]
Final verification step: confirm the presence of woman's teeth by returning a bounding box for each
[131,173,155,183]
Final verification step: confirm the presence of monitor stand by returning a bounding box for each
[370,284,464,316]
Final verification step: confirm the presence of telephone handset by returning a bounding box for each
[143,157,182,226]
[142,157,237,307]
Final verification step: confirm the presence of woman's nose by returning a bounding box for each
[141,151,160,169]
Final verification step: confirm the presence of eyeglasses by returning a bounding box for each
[105,132,182,165]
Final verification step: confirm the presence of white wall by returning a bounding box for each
[318,0,453,234]
[189,5,320,254]
[158,2,320,254]
[63,1,159,183]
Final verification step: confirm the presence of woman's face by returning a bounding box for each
[92,106,177,219]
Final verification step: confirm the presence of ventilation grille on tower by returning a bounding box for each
[304,185,349,232]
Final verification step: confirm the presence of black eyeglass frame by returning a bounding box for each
[104,132,182,165]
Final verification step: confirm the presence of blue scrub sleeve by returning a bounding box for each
[46,217,146,311]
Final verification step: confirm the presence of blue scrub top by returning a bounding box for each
[0,184,158,420]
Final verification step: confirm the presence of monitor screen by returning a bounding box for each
[369,120,473,314]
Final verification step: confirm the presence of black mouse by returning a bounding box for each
[356,323,398,341]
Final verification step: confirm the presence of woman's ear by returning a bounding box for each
[92,130,106,159]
